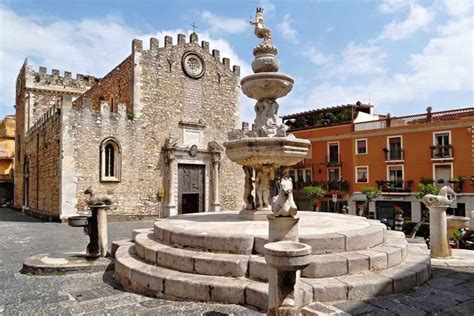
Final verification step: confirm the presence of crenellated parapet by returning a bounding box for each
[26,96,128,139]
[131,32,240,76]
[25,63,99,95]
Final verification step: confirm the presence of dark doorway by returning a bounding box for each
[178,164,205,214]
[181,193,200,214]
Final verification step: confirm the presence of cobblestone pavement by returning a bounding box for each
[1,208,473,315]
[0,208,262,315]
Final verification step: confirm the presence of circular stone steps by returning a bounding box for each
[114,243,430,312]
[132,230,408,280]
[113,212,430,312]
[153,212,387,255]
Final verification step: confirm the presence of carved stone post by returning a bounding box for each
[211,153,221,212]
[166,153,177,217]
[422,186,456,258]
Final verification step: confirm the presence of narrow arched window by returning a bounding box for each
[100,138,121,182]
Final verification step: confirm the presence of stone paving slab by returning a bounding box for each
[1,208,474,315]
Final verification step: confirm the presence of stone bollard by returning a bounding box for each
[94,205,109,257]
[264,241,312,316]
[422,186,456,258]
[470,210,474,229]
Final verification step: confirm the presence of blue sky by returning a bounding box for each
[0,0,472,122]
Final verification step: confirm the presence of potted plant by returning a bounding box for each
[303,185,325,212]
[449,176,466,193]
[360,187,381,218]
[393,205,404,231]
[451,229,463,249]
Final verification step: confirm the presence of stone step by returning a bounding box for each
[153,212,387,255]
[114,243,430,312]
[132,230,408,281]
[133,232,249,277]
[250,231,408,281]
[114,243,268,309]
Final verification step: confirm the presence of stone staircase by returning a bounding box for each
[113,212,431,311]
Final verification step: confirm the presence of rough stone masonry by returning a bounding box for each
[14,32,244,220]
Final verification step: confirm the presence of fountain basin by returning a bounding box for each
[447,216,470,229]
[68,216,89,227]
[241,72,294,100]
[224,136,310,168]
[264,241,312,271]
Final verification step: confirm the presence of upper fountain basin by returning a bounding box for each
[224,136,310,168]
[241,72,294,100]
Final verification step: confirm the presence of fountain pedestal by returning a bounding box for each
[264,241,312,316]
[422,186,457,258]
[429,206,451,258]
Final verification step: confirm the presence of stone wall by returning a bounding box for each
[73,57,133,112]
[23,105,62,215]
[61,34,244,217]
[134,34,244,212]
[14,60,98,214]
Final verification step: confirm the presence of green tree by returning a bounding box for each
[303,185,325,211]
[360,187,381,217]
[415,183,439,200]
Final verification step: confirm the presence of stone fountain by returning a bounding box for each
[110,8,432,314]
[224,7,310,221]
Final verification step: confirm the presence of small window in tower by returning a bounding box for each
[100,138,121,182]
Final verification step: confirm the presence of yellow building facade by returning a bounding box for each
[0,115,15,203]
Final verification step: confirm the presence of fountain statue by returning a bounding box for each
[224,7,310,221]
[226,8,313,315]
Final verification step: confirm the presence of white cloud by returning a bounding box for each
[303,47,332,66]
[258,0,276,18]
[332,43,387,78]
[0,6,251,119]
[379,0,413,14]
[200,11,248,34]
[277,14,297,43]
[443,0,474,17]
[380,4,434,40]
[305,18,473,114]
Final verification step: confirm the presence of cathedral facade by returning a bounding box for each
[14,32,244,220]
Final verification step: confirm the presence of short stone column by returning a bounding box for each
[264,241,312,316]
[422,186,456,258]
[211,154,221,212]
[166,155,177,217]
[470,210,474,229]
[428,205,451,257]
[96,205,109,257]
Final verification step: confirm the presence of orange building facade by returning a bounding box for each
[285,105,474,226]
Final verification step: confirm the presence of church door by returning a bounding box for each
[178,164,205,214]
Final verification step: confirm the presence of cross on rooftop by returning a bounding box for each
[191,22,198,33]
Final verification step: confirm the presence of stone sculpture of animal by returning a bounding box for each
[84,187,112,206]
[422,185,455,207]
[272,176,297,217]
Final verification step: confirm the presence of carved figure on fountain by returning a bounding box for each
[272,175,297,217]
[254,99,288,137]
[422,185,456,207]
[243,166,255,210]
[256,165,275,210]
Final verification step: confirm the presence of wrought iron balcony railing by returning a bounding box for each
[431,145,453,159]
[324,180,350,192]
[376,180,413,193]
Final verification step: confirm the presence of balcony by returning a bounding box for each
[376,180,413,193]
[324,180,349,192]
[431,145,453,159]
[326,155,342,166]
[383,148,404,161]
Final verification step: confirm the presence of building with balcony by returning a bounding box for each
[0,115,15,204]
[284,104,474,226]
